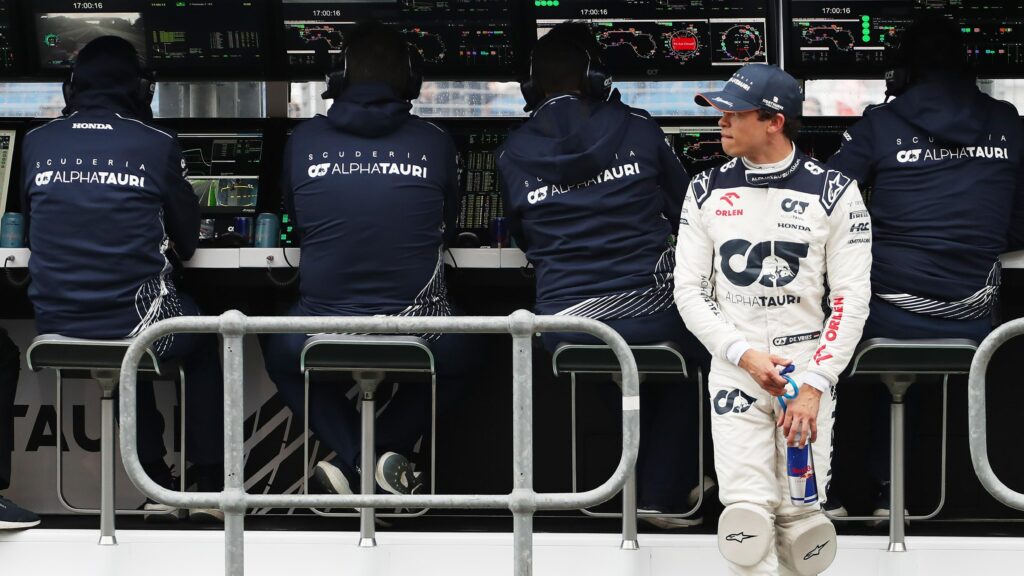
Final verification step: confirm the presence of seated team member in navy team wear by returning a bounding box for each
[675,63,871,575]
[0,329,40,529]
[826,16,1024,519]
[19,36,225,522]
[262,21,475,497]
[497,21,710,528]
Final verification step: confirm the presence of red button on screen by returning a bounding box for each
[672,37,697,51]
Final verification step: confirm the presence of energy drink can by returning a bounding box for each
[787,443,818,506]
[1,212,25,248]
[491,216,508,248]
[255,213,280,248]
[233,216,254,245]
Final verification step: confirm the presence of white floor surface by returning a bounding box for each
[3,529,1024,575]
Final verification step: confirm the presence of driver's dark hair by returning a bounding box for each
[758,109,802,141]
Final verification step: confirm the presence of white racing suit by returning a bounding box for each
[674,148,872,575]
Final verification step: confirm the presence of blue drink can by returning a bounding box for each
[233,216,254,245]
[787,444,818,506]
[1,212,25,248]
[491,216,509,248]
[255,213,280,248]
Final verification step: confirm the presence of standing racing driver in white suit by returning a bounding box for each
[674,64,872,575]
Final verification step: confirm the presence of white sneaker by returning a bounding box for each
[189,508,225,523]
[687,475,717,508]
[638,508,702,529]
[143,501,187,522]
[314,461,354,495]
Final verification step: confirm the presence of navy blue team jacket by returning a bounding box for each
[283,82,459,317]
[828,75,1024,311]
[20,67,197,339]
[497,91,689,317]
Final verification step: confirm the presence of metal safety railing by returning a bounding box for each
[968,317,1024,511]
[118,310,640,576]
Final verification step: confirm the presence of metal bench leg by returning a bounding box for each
[883,374,914,553]
[430,374,437,499]
[355,371,383,548]
[96,371,118,546]
[179,367,186,498]
[611,373,639,550]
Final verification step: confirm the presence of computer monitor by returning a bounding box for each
[533,0,770,79]
[661,124,730,175]
[177,132,263,216]
[30,0,269,73]
[789,0,1024,77]
[281,0,518,79]
[440,120,520,245]
[797,119,855,163]
[0,0,18,74]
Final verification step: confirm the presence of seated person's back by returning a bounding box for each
[22,41,197,339]
[498,29,689,326]
[828,16,1024,338]
[265,22,473,498]
[285,72,457,317]
[19,37,223,517]
[496,22,706,523]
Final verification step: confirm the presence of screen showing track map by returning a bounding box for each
[790,0,1024,76]
[282,1,517,78]
[533,0,769,78]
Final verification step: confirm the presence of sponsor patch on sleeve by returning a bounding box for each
[820,170,852,215]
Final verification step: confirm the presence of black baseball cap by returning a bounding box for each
[695,64,803,117]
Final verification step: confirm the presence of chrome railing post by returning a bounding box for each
[221,311,248,576]
[509,310,537,576]
[968,318,1024,511]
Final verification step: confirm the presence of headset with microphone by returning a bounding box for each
[322,41,424,101]
[520,36,613,112]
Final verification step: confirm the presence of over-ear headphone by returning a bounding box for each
[62,64,156,109]
[322,41,424,101]
[884,17,972,100]
[883,33,912,99]
[520,39,613,112]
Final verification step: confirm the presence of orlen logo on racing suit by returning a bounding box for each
[824,297,844,341]
[896,149,922,163]
[720,240,809,288]
[308,163,331,178]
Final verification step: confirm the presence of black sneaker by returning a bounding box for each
[0,496,40,530]
[374,452,424,496]
[823,496,849,518]
[140,461,185,522]
[869,483,907,528]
